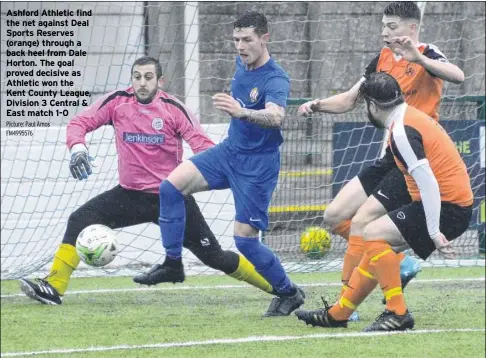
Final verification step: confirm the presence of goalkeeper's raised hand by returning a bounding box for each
[69,143,93,180]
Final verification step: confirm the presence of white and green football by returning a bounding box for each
[76,224,119,267]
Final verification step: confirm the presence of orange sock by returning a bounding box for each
[340,235,365,296]
[366,240,407,315]
[332,220,351,241]
[330,252,378,320]
[397,252,405,261]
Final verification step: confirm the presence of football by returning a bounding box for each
[300,226,331,259]
[76,224,119,267]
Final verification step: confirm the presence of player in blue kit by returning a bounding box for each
[151,11,305,317]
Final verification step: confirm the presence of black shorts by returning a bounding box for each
[360,167,412,212]
[358,146,397,196]
[64,185,220,253]
[389,201,473,260]
[358,161,394,196]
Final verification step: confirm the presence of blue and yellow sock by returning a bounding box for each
[234,236,292,295]
[227,254,273,294]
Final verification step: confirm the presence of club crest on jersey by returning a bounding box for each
[250,87,259,103]
[405,63,416,77]
[152,117,164,130]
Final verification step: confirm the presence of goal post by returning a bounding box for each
[1,2,485,279]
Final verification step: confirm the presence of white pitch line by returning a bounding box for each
[1,277,484,299]
[1,328,484,357]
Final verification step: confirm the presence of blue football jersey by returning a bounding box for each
[226,56,290,152]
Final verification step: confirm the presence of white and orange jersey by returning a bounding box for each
[364,44,447,122]
[387,103,473,207]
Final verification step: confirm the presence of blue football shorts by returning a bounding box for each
[189,142,279,231]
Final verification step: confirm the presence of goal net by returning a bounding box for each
[1,2,485,279]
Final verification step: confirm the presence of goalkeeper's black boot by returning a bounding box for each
[262,286,305,317]
[363,309,415,332]
[295,298,348,328]
[19,278,62,305]
[133,258,185,285]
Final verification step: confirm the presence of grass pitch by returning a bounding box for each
[1,267,484,357]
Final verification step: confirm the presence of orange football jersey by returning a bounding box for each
[388,104,473,207]
[365,44,445,122]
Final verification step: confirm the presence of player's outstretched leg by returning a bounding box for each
[19,243,79,305]
[174,195,274,293]
[234,235,305,317]
[19,205,88,304]
[133,195,270,289]
[135,156,220,286]
[19,244,78,305]
[21,186,161,304]
[21,186,157,304]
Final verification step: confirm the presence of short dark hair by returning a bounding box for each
[131,56,163,79]
[234,11,268,36]
[358,72,404,110]
[383,1,421,22]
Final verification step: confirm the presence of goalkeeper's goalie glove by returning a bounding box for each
[69,143,96,180]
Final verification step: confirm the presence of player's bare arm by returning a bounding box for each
[241,102,285,128]
[297,78,364,116]
[212,93,284,128]
[391,36,464,84]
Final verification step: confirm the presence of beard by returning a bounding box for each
[366,103,385,129]
[135,88,157,104]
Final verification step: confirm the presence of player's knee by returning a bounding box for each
[351,209,373,233]
[234,223,259,238]
[362,222,380,242]
[68,207,84,225]
[159,179,180,196]
[159,180,183,202]
[159,181,185,221]
[192,247,219,267]
[159,180,168,202]
[234,236,259,254]
[207,252,238,274]
[190,246,238,274]
[68,207,98,230]
[352,199,387,233]
[323,203,343,228]
[64,208,99,245]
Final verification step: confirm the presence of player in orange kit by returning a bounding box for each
[296,72,472,331]
[297,1,465,321]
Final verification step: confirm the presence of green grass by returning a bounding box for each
[1,267,484,357]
